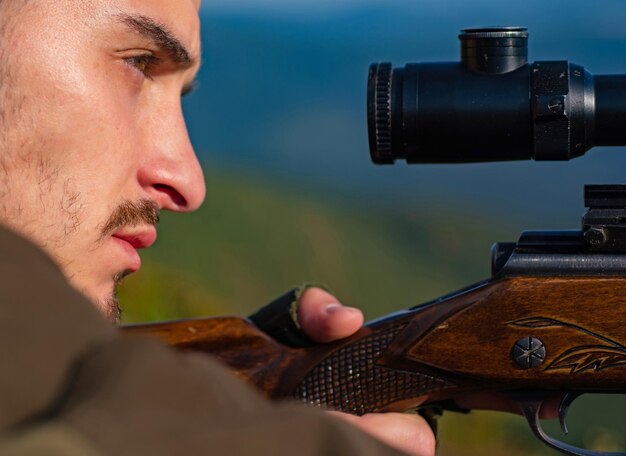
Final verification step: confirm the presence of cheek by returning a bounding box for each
[2,12,149,211]
[1,64,145,250]
[26,60,142,180]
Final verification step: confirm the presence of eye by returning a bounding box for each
[124,54,161,78]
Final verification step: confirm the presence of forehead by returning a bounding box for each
[117,0,201,30]
[24,0,202,57]
[118,0,202,52]
[112,0,201,48]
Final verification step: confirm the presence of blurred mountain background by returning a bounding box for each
[186,0,626,223]
[119,1,626,454]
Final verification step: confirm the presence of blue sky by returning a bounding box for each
[192,0,626,221]
[199,0,598,12]
[201,0,370,12]
[199,0,626,40]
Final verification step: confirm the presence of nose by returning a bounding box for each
[137,99,206,212]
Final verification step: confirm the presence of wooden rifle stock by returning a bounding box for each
[122,276,626,416]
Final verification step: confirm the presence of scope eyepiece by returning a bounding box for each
[368,27,625,164]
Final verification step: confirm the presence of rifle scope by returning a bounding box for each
[367,27,626,164]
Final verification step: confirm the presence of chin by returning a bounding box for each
[97,295,122,325]
[82,284,122,324]
[68,268,127,324]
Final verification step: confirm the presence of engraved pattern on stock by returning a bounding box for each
[509,317,626,374]
[293,324,452,415]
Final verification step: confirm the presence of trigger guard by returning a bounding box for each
[559,392,584,435]
[515,393,626,456]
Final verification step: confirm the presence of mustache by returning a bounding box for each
[100,199,160,237]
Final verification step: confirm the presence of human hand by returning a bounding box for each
[329,411,436,456]
[296,288,560,454]
[296,287,364,343]
[297,287,436,455]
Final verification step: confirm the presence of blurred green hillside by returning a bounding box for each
[119,166,514,323]
[118,167,623,456]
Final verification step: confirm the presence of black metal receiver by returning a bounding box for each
[493,185,626,278]
[366,27,626,456]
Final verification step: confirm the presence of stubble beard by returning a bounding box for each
[101,295,123,325]
[96,200,161,324]
[0,5,160,325]
[101,269,127,325]
[0,142,159,326]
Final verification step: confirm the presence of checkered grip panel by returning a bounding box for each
[293,324,451,415]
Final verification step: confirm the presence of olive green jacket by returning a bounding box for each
[0,225,405,455]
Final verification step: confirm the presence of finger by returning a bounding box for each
[329,411,436,456]
[297,288,364,343]
[539,393,564,420]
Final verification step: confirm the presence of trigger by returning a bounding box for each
[558,392,583,435]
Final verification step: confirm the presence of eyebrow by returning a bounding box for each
[117,13,199,95]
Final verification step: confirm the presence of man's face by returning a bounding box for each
[0,0,205,321]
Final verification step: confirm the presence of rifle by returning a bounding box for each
[123,28,626,456]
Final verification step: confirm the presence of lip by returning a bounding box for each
[111,227,157,272]
[112,227,157,249]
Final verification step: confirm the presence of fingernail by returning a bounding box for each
[326,304,359,314]
[325,303,343,314]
